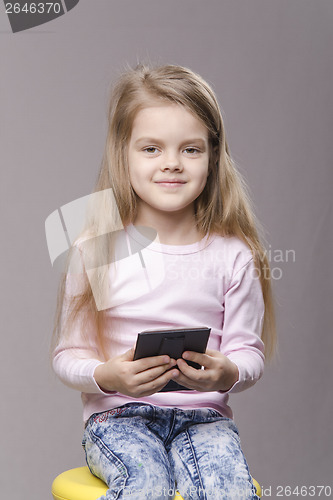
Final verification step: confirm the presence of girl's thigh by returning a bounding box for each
[82,408,175,500]
[168,417,259,500]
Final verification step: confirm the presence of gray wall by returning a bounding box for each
[1,1,332,498]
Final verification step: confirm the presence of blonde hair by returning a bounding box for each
[53,64,276,360]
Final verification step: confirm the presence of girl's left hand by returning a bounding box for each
[174,349,239,392]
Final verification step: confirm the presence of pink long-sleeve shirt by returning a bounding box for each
[53,225,265,423]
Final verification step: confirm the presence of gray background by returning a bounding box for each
[1,1,332,498]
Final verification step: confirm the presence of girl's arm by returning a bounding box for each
[174,256,265,393]
[52,261,107,394]
[53,343,179,396]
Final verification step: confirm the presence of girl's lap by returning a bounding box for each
[82,405,258,499]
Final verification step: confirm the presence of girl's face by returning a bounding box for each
[128,103,210,224]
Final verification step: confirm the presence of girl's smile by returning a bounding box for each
[154,178,187,188]
[128,103,210,226]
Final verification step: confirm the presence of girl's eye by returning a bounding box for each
[143,147,159,154]
[184,147,200,155]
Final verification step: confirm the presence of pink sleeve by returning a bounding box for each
[220,256,265,394]
[53,351,105,393]
[52,271,110,395]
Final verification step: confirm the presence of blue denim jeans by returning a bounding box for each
[82,403,259,500]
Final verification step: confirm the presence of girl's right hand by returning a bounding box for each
[94,348,179,397]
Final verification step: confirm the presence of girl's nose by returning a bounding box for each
[161,152,183,172]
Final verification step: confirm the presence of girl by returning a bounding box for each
[52,64,276,500]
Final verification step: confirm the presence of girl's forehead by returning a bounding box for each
[131,102,209,138]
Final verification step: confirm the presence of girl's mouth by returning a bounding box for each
[155,179,187,187]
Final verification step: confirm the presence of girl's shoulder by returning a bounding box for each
[208,233,254,273]
[210,232,252,254]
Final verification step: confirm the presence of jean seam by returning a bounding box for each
[163,409,177,449]
[144,403,157,428]
[87,427,129,484]
[184,428,206,500]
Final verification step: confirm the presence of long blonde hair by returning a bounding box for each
[53,64,276,360]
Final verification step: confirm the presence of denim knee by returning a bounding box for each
[82,408,175,499]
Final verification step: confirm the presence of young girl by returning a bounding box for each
[52,64,276,500]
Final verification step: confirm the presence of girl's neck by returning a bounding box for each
[133,207,203,245]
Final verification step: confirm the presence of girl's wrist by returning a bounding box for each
[222,361,239,392]
[94,363,111,392]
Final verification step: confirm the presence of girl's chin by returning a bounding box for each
[136,201,195,217]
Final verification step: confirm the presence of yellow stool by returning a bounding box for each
[52,466,261,499]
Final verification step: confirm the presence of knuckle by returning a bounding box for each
[150,380,159,392]
[126,382,137,395]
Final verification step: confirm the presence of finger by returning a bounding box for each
[181,350,214,368]
[120,348,135,361]
[177,358,207,379]
[135,360,177,384]
[134,355,174,373]
[137,368,180,396]
[205,349,225,359]
[171,370,198,391]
